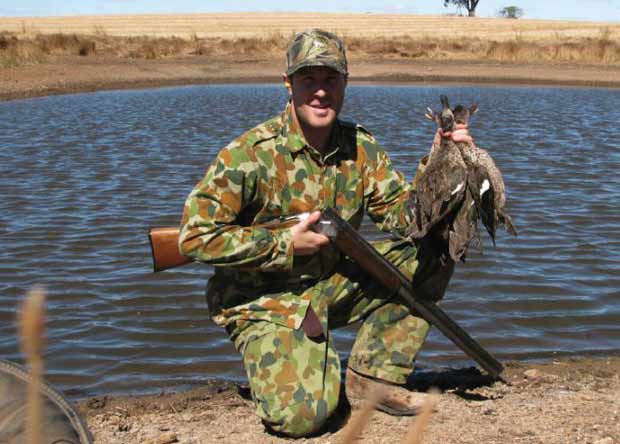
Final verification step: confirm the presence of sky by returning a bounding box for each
[2,0,619,22]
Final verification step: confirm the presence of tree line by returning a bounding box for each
[444,1,524,18]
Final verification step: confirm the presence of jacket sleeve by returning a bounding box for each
[178,146,294,272]
[363,138,428,237]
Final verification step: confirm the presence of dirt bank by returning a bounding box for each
[1,55,619,103]
[77,356,620,444]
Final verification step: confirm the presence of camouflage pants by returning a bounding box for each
[230,238,451,437]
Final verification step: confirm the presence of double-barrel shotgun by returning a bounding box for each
[148,207,505,381]
[148,215,307,272]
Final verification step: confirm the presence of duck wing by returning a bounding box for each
[458,142,517,238]
[409,141,468,239]
[467,161,499,244]
[448,185,479,262]
[464,143,506,208]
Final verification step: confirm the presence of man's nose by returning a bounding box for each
[313,84,328,97]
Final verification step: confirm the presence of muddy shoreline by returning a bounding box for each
[76,356,620,444]
[2,56,619,103]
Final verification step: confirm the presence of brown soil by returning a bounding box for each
[1,54,619,103]
[77,356,620,444]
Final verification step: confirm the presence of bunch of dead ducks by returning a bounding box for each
[408,94,517,265]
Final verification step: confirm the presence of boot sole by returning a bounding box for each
[375,402,420,417]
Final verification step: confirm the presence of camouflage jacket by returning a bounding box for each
[179,102,416,332]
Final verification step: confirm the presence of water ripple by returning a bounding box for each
[1,84,619,398]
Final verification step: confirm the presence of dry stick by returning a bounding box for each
[339,386,385,444]
[18,287,47,444]
[402,390,440,444]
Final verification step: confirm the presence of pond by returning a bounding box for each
[0,84,618,398]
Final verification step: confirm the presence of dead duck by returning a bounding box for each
[408,94,475,263]
[449,100,518,243]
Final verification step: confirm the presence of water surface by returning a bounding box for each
[0,84,618,398]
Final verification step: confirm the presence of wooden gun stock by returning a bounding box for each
[320,207,505,381]
[148,227,192,272]
[148,216,306,273]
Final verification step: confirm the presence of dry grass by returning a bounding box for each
[1,13,619,68]
[338,387,384,444]
[1,13,618,40]
[0,31,291,67]
[346,24,620,64]
[0,32,46,67]
[403,391,440,444]
[18,287,47,444]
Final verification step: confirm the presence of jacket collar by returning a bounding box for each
[279,101,346,159]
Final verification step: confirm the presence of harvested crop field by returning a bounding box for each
[1,13,619,101]
[1,13,619,40]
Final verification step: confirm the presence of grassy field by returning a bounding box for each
[1,13,619,67]
[1,13,619,40]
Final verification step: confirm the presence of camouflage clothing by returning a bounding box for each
[180,102,414,330]
[285,29,348,75]
[179,103,446,436]
[241,238,432,436]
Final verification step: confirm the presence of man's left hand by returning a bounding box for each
[432,123,473,145]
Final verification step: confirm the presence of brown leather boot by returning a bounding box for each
[345,367,428,416]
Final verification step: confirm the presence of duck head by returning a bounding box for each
[452,102,478,126]
[425,95,478,135]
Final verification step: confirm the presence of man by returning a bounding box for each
[179,29,470,437]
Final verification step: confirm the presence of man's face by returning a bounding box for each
[286,66,347,132]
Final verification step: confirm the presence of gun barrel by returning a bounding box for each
[320,207,504,380]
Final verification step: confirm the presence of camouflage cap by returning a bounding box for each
[285,29,348,76]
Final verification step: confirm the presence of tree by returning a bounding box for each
[498,6,524,19]
[444,0,480,17]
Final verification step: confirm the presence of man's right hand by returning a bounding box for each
[290,211,330,256]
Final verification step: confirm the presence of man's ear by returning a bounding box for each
[283,73,292,95]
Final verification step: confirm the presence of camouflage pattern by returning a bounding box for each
[179,103,445,436]
[242,324,341,437]
[239,238,434,437]
[180,102,415,330]
[285,29,348,75]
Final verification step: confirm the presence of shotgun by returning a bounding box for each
[319,207,505,381]
[149,208,505,380]
[148,215,315,272]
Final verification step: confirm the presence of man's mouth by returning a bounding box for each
[309,103,332,116]
[311,103,330,109]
